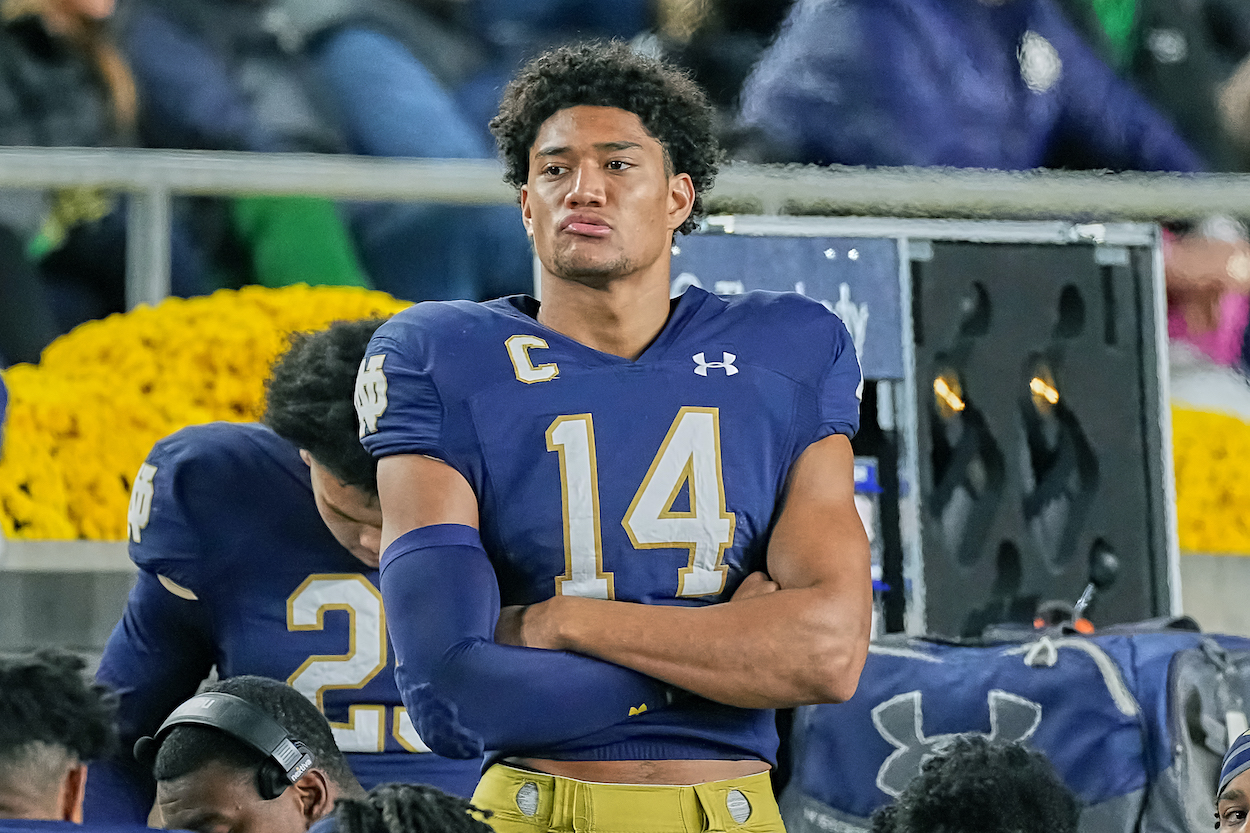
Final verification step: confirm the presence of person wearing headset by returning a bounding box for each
[136,675,365,833]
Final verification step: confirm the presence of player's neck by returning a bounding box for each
[537,270,673,360]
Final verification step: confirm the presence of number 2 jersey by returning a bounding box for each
[359,285,862,764]
[85,422,482,824]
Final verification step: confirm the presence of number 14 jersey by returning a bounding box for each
[361,286,862,764]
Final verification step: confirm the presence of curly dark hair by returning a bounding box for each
[0,649,118,766]
[332,783,494,833]
[490,41,721,235]
[870,735,1079,833]
[151,676,359,795]
[264,319,385,495]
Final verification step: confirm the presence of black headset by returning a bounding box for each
[133,691,315,800]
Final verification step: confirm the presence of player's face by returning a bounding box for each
[1220,771,1250,832]
[520,105,694,286]
[156,762,309,833]
[302,451,383,569]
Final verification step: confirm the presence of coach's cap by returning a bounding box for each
[1220,729,1250,797]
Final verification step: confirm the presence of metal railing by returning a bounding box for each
[6,146,1250,307]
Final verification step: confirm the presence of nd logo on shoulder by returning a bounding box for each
[355,354,389,436]
[128,462,158,543]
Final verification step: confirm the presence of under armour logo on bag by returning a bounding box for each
[872,689,1042,797]
[693,351,738,376]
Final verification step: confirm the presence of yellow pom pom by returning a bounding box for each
[1,286,409,540]
[1173,406,1250,554]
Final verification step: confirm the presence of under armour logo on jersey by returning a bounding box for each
[693,352,738,376]
[355,354,389,437]
[872,689,1042,797]
[128,462,157,544]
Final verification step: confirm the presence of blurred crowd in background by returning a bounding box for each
[5,0,1250,371]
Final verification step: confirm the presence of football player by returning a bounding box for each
[85,320,482,825]
[358,42,872,831]
[0,649,179,832]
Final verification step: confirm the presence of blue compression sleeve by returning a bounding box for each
[379,524,673,758]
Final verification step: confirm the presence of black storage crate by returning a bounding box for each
[670,217,1176,637]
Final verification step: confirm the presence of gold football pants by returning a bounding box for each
[472,764,785,833]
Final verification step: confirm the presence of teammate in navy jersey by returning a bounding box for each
[0,650,182,833]
[358,42,872,831]
[85,321,482,825]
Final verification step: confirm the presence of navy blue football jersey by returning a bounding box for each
[86,423,482,824]
[359,286,862,763]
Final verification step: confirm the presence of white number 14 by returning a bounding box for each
[546,407,736,599]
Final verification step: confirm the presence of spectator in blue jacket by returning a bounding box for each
[735,0,1250,373]
[737,0,1203,173]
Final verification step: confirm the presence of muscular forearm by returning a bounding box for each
[521,579,870,710]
